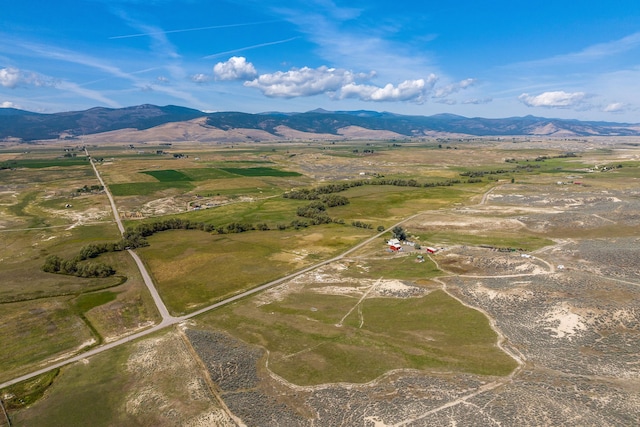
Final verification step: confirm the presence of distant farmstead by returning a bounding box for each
[387,238,402,251]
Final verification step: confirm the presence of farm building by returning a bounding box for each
[387,238,402,251]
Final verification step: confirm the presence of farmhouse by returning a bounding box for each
[387,238,402,251]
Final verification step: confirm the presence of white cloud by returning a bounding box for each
[340,76,437,103]
[0,67,54,88]
[245,65,371,98]
[0,66,119,107]
[213,57,258,81]
[244,64,439,103]
[433,78,476,98]
[602,102,626,113]
[1,101,19,108]
[463,97,493,105]
[156,76,170,83]
[0,67,20,88]
[518,91,589,108]
[191,73,211,84]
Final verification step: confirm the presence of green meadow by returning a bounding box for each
[201,289,517,385]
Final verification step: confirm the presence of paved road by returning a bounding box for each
[128,249,177,324]
[86,149,125,235]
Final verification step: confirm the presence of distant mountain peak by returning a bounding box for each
[307,108,332,114]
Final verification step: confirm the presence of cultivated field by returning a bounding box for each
[1,137,639,426]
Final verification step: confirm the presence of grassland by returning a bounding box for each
[2,137,639,426]
[136,225,369,314]
[0,153,159,383]
[200,288,517,385]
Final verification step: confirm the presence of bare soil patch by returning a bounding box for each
[124,329,234,426]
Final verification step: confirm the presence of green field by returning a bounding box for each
[109,180,194,196]
[141,169,193,182]
[1,158,90,168]
[201,288,517,385]
[137,225,364,314]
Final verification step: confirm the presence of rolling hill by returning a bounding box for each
[1,104,639,142]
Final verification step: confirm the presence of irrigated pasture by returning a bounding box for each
[201,284,518,385]
[137,225,368,314]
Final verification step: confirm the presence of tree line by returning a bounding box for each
[42,218,217,278]
[283,178,465,200]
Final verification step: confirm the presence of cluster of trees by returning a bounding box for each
[466,177,483,183]
[294,192,351,226]
[515,164,540,170]
[296,201,334,225]
[76,184,104,193]
[42,218,218,277]
[219,222,254,233]
[320,194,349,207]
[283,178,466,201]
[78,242,122,259]
[460,168,517,178]
[0,161,17,170]
[351,220,373,229]
[392,226,408,241]
[123,218,216,246]
[42,254,115,278]
[283,182,361,200]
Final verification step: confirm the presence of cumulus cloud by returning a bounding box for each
[0,67,21,88]
[433,78,476,98]
[518,91,589,108]
[339,76,437,103]
[245,65,372,98]
[213,56,258,81]
[1,101,20,108]
[243,63,442,103]
[0,67,56,88]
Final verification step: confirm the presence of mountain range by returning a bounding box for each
[1,104,639,142]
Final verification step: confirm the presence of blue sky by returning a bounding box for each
[2,0,640,121]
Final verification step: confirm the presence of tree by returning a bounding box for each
[42,255,63,273]
[392,226,407,241]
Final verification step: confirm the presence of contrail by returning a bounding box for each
[203,37,300,59]
[110,20,281,39]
